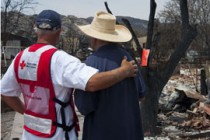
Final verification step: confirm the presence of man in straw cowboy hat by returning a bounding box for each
[1,10,138,140]
[75,11,145,140]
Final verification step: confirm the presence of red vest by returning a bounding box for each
[14,44,58,137]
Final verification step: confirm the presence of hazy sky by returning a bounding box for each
[30,0,169,20]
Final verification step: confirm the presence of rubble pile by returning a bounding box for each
[158,65,210,139]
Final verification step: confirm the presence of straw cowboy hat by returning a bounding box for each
[77,11,132,42]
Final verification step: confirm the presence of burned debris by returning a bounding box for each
[159,65,210,139]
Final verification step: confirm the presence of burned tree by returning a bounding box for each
[141,0,197,135]
[105,0,197,135]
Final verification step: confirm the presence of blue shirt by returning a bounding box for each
[75,44,145,140]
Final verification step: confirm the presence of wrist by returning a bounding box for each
[117,67,127,78]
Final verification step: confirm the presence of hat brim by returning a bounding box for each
[77,24,132,43]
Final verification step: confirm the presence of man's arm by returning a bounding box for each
[1,95,24,114]
[85,57,137,92]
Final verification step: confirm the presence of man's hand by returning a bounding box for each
[85,56,138,92]
[121,56,138,77]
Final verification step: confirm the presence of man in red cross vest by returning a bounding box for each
[1,10,137,140]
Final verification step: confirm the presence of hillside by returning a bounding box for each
[1,11,148,38]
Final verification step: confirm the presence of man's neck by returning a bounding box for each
[36,38,56,46]
[95,41,110,50]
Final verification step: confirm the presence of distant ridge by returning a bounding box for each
[1,11,148,38]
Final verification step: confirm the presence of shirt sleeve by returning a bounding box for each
[1,60,22,97]
[137,72,146,98]
[51,50,99,91]
[122,47,146,98]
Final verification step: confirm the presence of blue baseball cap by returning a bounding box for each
[35,10,61,30]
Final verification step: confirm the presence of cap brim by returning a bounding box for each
[76,24,132,43]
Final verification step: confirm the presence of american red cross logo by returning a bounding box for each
[20,60,26,69]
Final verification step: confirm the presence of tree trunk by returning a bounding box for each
[201,69,207,95]
[141,72,161,135]
[141,0,159,135]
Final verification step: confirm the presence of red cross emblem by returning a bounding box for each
[20,60,26,69]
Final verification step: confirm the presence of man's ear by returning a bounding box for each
[92,38,97,44]
[54,28,61,36]
[90,38,95,45]
[56,29,62,35]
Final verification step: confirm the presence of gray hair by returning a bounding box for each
[34,27,60,35]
